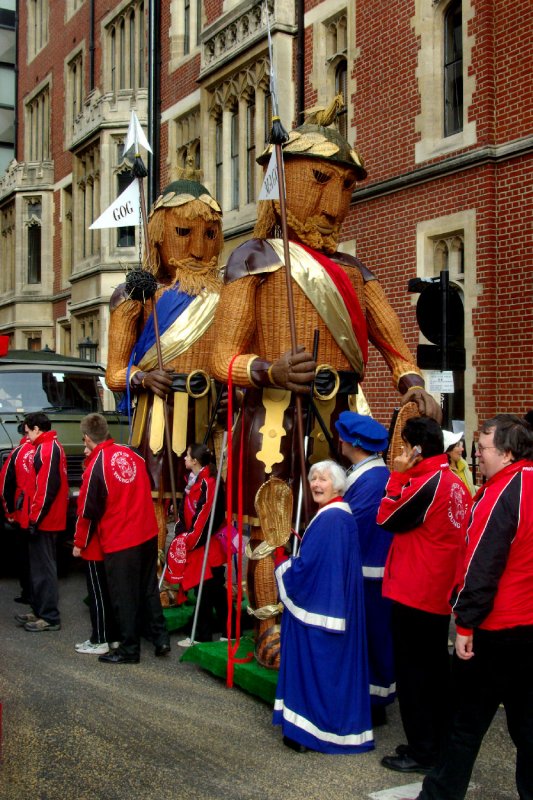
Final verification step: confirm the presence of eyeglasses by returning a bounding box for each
[476,444,498,454]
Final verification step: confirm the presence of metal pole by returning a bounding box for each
[440,269,450,428]
[188,431,228,645]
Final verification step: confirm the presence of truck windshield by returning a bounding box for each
[0,371,103,414]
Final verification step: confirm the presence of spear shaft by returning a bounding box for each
[274,143,311,527]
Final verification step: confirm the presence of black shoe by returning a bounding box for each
[98,651,140,664]
[283,736,308,754]
[395,743,411,756]
[14,595,31,605]
[154,643,171,657]
[381,753,433,774]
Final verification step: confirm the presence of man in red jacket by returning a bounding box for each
[416,414,533,800]
[15,412,69,632]
[377,416,470,774]
[75,413,170,664]
[0,428,34,604]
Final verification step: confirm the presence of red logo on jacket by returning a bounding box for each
[110,451,137,483]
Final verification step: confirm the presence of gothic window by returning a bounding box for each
[247,101,256,204]
[413,0,474,163]
[215,116,223,203]
[264,92,271,147]
[171,108,201,180]
[184,0,190,55]
[62,185,73,282]
[105,1,146,93]
[207,59,270,217]
[170,0,201,63]
[67,52,84,134]
[28,0,49,60]
[444,0,463,136]
[25,85,50,161]
[324,13,348,136]
[1,203,15,293]
[116,171,135,248]
[231,107,239,210]
[335,61,348,140]
[26,198,42,284]
[75,145,100,261]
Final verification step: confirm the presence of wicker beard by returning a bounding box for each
[279,204,341,255]
[167,257,222,296]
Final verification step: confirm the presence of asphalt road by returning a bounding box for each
[0,568,519,800]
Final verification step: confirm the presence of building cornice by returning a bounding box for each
[352,136,533,204]
[199,0,295,81]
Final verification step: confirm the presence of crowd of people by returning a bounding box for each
[2,101,531,800]
[272,411,533,800]
[1,400,532,799]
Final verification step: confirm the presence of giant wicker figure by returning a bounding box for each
[211,108,440,667]
[106,180,223,566]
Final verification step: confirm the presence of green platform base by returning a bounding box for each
[163,598,195,632]
[179,635,278,705]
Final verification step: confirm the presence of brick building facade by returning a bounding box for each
[1,0,531,442]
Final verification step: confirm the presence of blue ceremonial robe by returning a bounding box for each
[273,501,374,754]
[344,456,395,707]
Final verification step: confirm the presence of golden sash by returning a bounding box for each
[268,239,365,378]
[137,290,220,371]
[136,289,219,455]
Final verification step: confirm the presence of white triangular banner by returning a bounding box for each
[258,148,280,201]
[124,110,152,155]
[89,180,141,229]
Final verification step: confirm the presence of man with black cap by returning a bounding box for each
[336,411,395,725]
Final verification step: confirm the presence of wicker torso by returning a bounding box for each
[106,284,216,392]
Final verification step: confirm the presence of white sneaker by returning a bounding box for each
[75,640,110,655]
[108,641,121,649]
[177,637,198,647]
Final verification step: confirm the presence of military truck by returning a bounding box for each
[0,349,129,573]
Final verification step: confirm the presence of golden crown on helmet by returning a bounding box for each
[257,94,367,181]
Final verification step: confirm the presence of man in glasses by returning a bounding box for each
[415,413,533,800]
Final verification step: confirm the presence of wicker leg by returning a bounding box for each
[247,528,282,670]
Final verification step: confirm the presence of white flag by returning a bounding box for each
[258,148,280,201]
[89,180,141,229]
[123,109,152,155]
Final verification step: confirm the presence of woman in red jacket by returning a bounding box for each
[167,443,227,645]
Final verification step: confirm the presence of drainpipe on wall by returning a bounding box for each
[89,0,95,91]
[14,0,19,161]
[147,0,160,208]
[296,0,305,125]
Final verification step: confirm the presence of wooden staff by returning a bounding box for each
[271,124,311,527]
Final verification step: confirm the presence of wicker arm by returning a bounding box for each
[364,279,422,390]
[105,296,144,392]
[211,276,263,386]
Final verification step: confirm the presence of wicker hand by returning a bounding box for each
[137,369,173,398]
[400,387,442,424]
[270,347,316,394]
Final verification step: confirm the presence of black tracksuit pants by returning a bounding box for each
[104,536,169,659]
[418,626,533,800]
[392,601,452,766]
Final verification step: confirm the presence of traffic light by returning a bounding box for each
[408,272,465,371]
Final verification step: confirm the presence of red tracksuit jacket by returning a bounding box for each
[453,459,533,634]
[377,455,470,615]
[74,438,157,554]
[30,430,69,532]
[0,437,34,529]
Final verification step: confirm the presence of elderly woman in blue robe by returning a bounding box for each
[273,459,374,754]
